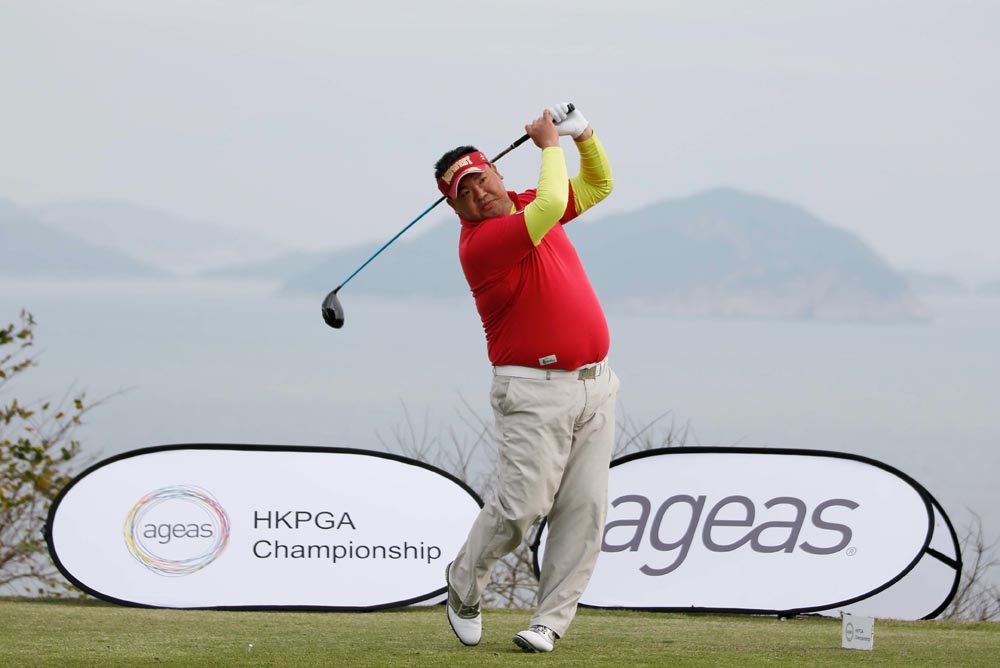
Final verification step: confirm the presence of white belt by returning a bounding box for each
[493,358,608,381]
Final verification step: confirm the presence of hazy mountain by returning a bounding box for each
[32,199,288,275]
[203,250,328,280]
[0,198,162,278]
[280,214,460,298]
[280,188,928,322]
[575,188,928,320]
[901,270,970,295]
[977,279,1000,296]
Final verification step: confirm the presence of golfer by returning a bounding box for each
[436,103,618,653]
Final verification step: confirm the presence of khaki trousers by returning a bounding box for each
[449,365,619,638]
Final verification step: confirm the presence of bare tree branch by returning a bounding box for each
[942,512,1000,621]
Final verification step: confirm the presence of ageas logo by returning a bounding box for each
[602,493,859,575]
[123,485,231,576]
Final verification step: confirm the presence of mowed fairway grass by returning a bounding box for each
[0,599,997,667]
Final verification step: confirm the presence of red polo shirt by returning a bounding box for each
[458,187,609,370]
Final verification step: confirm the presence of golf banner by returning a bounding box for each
[46,445,482,609]
[535,447,961,621]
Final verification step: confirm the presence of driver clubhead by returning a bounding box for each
[321,289,345,329]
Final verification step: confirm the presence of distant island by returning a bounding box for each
[278,188,930,322]
[31,199,288,275]
[900,270,1000,297]
[0,197,288,277]
[0,198,162,278]
[6,187,980,322]
[979,279,1000,295]
[901,270,971,295]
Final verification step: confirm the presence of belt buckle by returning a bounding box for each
[577,365,597,381]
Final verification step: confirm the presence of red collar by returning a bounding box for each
[459,190,523,228]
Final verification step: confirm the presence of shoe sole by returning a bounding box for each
[512,634,549,653]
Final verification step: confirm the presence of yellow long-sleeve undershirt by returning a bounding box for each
[570,133,614,215]
[523,133,613,246]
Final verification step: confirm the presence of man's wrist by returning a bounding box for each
[573,126,594,142]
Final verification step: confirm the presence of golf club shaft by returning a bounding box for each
[334,104,575,293]
[334,195,445,293]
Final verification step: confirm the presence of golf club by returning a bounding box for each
[321,104,575,329]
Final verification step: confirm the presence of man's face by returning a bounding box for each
[448,165,513,222]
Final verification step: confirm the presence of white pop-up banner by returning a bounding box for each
[46,445,482,609]
[535,447,961,620]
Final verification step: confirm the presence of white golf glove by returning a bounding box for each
[548,101,589,139]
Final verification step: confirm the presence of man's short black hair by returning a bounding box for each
[435,145,480,180]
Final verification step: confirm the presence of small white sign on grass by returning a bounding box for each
[841,613,875,651]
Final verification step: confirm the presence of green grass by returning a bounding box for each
[0,598,996,667]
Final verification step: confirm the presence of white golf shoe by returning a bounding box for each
[445,563,481,646]
[513,625,557,653]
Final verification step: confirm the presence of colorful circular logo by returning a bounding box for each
[123,485,230,576]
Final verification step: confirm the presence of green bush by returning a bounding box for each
[0,311,90,595]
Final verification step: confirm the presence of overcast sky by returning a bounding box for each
[3,1,998,282]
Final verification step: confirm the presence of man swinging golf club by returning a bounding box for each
[436,103,619,653]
